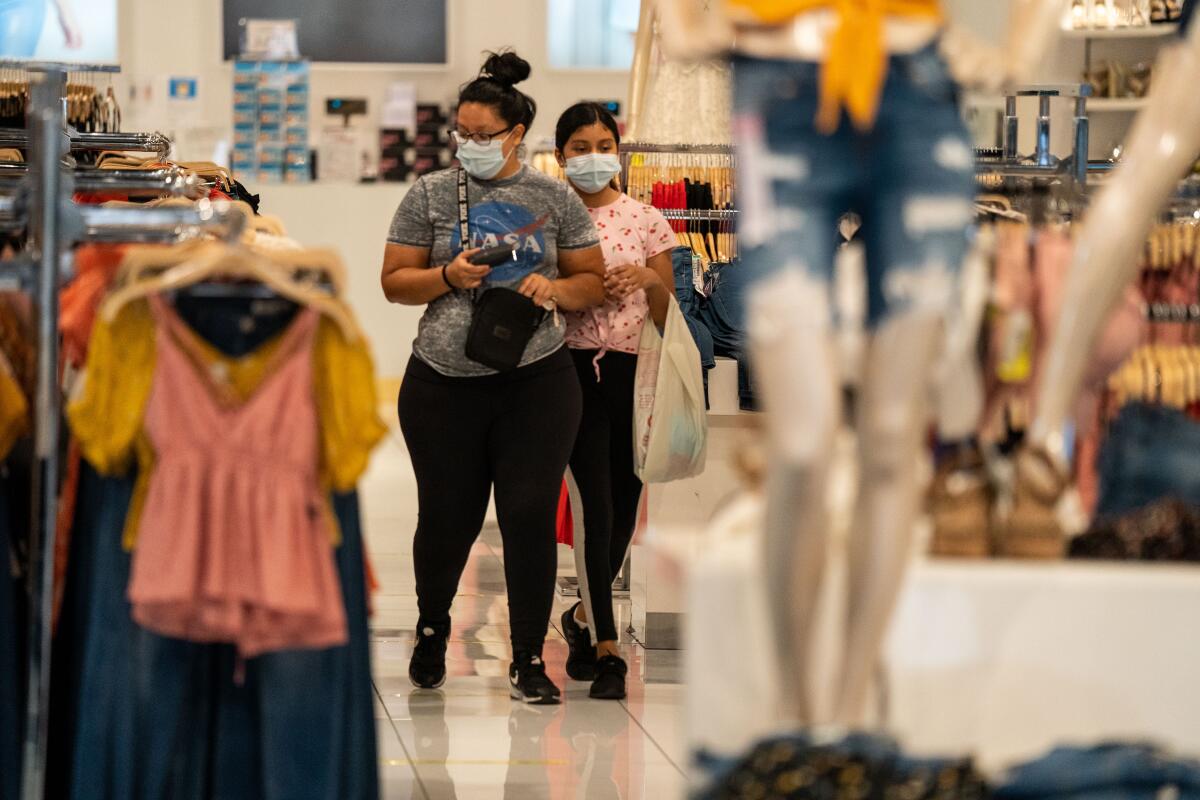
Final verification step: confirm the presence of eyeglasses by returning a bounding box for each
[452,127,512,146]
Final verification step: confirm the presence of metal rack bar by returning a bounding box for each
[72,168,205,199]
[68,131,171,160]
[1144,302,1200,322]
[0,130,171,160]
[620,142,734,155]
[21,66,67,800]
[74,202,248,244]
[0,59,118,73]
[658,208,738,221]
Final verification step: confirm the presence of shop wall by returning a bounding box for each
[116,0,631,379]
[118,0,630,148]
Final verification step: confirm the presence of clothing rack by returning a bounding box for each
[0,62,245,800]
[620,143,738,261]
[0,129,171,160]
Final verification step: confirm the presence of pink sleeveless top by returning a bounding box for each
[127,295,347,657]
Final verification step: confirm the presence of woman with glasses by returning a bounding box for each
[381,50,606,705]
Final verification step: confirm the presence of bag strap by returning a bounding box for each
[457,167,470,253]
[457,168,480,303]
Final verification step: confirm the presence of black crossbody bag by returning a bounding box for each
[457,169,546,372]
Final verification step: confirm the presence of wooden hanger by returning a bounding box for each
[103,241,357,340]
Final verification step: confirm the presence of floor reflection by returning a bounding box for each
[362,426,687,799]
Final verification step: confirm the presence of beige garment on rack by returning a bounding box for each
[630,5,732,145]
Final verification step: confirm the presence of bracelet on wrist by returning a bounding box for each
[441,263,454,290]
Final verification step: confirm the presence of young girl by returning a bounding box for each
[556,102,676,700]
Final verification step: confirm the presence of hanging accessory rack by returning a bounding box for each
[976,83,1098,188]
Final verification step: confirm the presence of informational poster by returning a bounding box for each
[0,0,119,63]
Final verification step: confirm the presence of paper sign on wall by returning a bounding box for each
[382,83,417,131]
[240,19,300,60]
[169,78,198,100]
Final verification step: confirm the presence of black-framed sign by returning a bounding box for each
[222,0,448,65]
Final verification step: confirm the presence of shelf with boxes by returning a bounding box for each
[232,60,312,184]
[379,103,455,183]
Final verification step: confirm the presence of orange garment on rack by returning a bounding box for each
[60,244,127,368]
[724,0,942,132]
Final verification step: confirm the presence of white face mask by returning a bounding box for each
[456,130,514,180]
[564,153,621,194]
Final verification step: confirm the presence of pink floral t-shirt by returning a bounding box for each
[565,194,676,358]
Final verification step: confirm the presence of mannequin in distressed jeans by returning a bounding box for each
[656,0,1067,726]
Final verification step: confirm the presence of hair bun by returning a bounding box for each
[481,50,531,88]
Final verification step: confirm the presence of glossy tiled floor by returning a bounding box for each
[360,421,689,799]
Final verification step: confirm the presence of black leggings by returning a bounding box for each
[566,349,643,644]
[398,349,582,653]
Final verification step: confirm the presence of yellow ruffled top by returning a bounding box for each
[67,297,387,549]
[725,0,942,132]
[0,360,26,462]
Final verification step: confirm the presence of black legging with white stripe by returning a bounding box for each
[566,349,643,644]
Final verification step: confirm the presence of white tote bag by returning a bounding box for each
[633,296,707,483]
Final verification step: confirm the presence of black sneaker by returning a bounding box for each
[561,602,597,681]
[509,650,562,705]
[589,655,627,700]
[409,621,449,690]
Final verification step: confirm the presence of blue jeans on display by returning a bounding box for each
[698,260,757,411]
[995,743,1200,800]
[732,44,976,328]
[1095,402,1200,517]
[0,0,45,58]
[62,467,379,800]
[672,247,760,410]
[672,246,716,371]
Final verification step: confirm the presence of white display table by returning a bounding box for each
[887,560,1200,770]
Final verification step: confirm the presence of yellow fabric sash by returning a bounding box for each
[726,0,942,132]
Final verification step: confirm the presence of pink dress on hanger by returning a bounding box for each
[127,295,347,657]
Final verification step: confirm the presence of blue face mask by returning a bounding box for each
[456,130,514,180]
[564,153,621,194]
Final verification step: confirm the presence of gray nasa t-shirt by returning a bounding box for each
[388,165,600,377]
